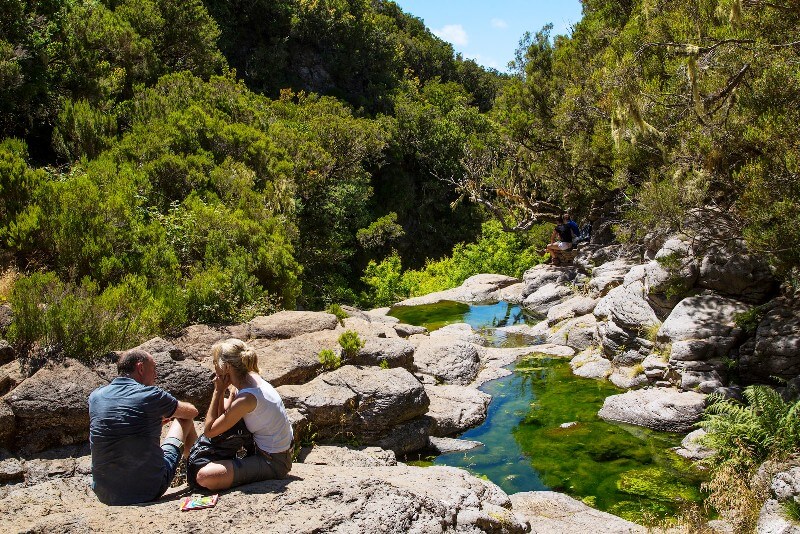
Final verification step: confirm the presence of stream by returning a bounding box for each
[389,300,706,523]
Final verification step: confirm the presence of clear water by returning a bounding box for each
[389,300,706,523]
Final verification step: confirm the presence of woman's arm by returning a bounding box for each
[204,391,256,438]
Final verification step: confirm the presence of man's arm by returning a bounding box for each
[171,400,199,421]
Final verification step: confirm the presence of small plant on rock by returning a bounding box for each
[338,329,364,361]
[318,348,341,370]
[326,303,348,326]
[379,359,389,369]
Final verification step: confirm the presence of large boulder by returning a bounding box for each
[169,323,248,361]
[0,399,14,448]
[589,259,638,296]
[698,241,777,304]
[0,339,14,366]
[522,265,578,297]
[757,465,800,534]
[249,330,340,386]
[547,315,598,351]
[248,311,339,340]
[4,359,107,452]
[658,294,749,390]
[349,337,414,370]
[523,283,574,314]
[547,296,597,326]
[424,384,491,437]
[394,274,520,306]
[0,463,529,533]
[510,491,645,533]
[643,238,699,315]
[740,298,800,384]
[297,444,397,467]
[429,322,487,346]
[594,283,659,365]
[413,336,481,386]
[570,348,612,381]
[598,388,706,433]
[277,366,429,448]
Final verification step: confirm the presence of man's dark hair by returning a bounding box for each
[117,349,149,375]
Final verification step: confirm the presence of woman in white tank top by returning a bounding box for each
[193,338,294,491]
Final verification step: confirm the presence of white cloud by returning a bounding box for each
[469,54,503,71]
[433,24,468,46]
[490,18,508,29]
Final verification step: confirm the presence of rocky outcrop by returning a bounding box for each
[0,462,531,534]
[412,336,481,385]
[0,398,15,447]
[589,259,638,296]
[523,283,573,314]
[394,274,520,307]
[698,241,777,304]
[570,348,612,380]
[522,264,578,297]
[350,337,415,369]
[510,491,645,533]
[641,238,699,315]
[424,384,491,437]
[277,366,429,452]
[297,444,397,467]
[594,282,659,365]
[598,388,706,433]
[249,331,339,386]
[170,323,249,360]
[757,465,800,534]
[674,429,715,461]
[0,339,14,366]
[657,294,749,392]
[547,315,598,351]
[740,298,800,384]
[547,296,597,326]
[4,359,107,452]
[248,311,340,339]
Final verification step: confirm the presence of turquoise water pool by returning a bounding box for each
[389,300,706,523]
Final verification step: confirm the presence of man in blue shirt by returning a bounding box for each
[89,349,199,505]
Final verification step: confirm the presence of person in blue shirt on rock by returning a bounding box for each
[565,213,581,244]
[88,349,199,505]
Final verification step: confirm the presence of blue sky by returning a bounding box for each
[392,1,584,72]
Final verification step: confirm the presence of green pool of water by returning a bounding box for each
[389,300,706,523]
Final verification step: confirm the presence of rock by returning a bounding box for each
[0,339,14,366]
[0,463,529,534]
[365,308,400,324]
[374,416,433,455]
[341,316,398,339]
[393,323,427,338]
[547,315,598,351]
[510,491,645,533]
[0,399,14,447]
[413,337,481,386]
[641,354,668,382]
[771,467,800,502]
[278,366,429,446]
[492,282,527,304]
[248,311,339,340]
[0,303,12,335]
[286,408,309,445]
[522,265,577,296]
[740,299,800,383]
[674,429,714,461]
[350,337,414,369]
[589,259,638,296]
[658,294,750,389]
[643,238,700,314]
[151,353,214,412]
[609,368,648,390]
[523,283,574,314]
[570,349,612,380]
[757,498,800,534]
[698,241,778,304]
[428,437,483,454]
[298,445,397,467]
[249,330,339,386]
[5,359,107,452]
[520,344,576,358]
[339,305,372,322]
[429,323,487,346]
[0,457,24,483]
[169,323,248,361]
[594,282,659,330]
[125,337,185,361]
[424,384,491,437]
[547,296,597,326]
[395,274,520,306]
[598,388,707,433]
[596,319,652,365]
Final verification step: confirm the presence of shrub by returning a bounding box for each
[318,348,341,370]
[337,330,364,361]
[326,303,348,326]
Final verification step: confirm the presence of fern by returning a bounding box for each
[701,385,800,471]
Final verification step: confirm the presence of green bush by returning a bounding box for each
[318,348,341,370]
[337,330,365,360]
[7,272,172,364]
[326,304,348,326]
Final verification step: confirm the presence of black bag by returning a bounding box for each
[187,419,256,488]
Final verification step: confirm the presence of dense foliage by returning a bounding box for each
[2,0,799,363]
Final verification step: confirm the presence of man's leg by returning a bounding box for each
[166,418,198,459]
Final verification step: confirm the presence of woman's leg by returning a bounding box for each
[195,460,235,491]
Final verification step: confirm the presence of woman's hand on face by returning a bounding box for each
[212,368,230,391]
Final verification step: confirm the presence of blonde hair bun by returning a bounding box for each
[211,338,260,376]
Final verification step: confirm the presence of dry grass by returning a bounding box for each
[702,463,770,533]
[0,267,18,303]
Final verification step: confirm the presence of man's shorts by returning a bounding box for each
[156,437,184,497]
[555,241,572,250]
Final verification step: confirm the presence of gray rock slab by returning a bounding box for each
[429,323,487,346]
[598,388,707,433]
[510,491,645,533]
[169,323,248,361]
[0,463,529,534]
[248,311,339,339]
[757,498,800,534]
[351,337,414,369]
[298,445,397,467]
[589,259,638,296]
[674,428,714,461]
[395,274,520,306]
[523,283,574,314]
[699,241,777,304]
[428,436,483,454]
[413,336,481,385]
[425,384,491,437]
[570,349,612,380]
[5,359,108,453]
[547,296,598,326]
[250,330,339,386]
[547,314,598,351]
[658,294,749,342]
[740,299,800,383]
[522,265,578,296]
